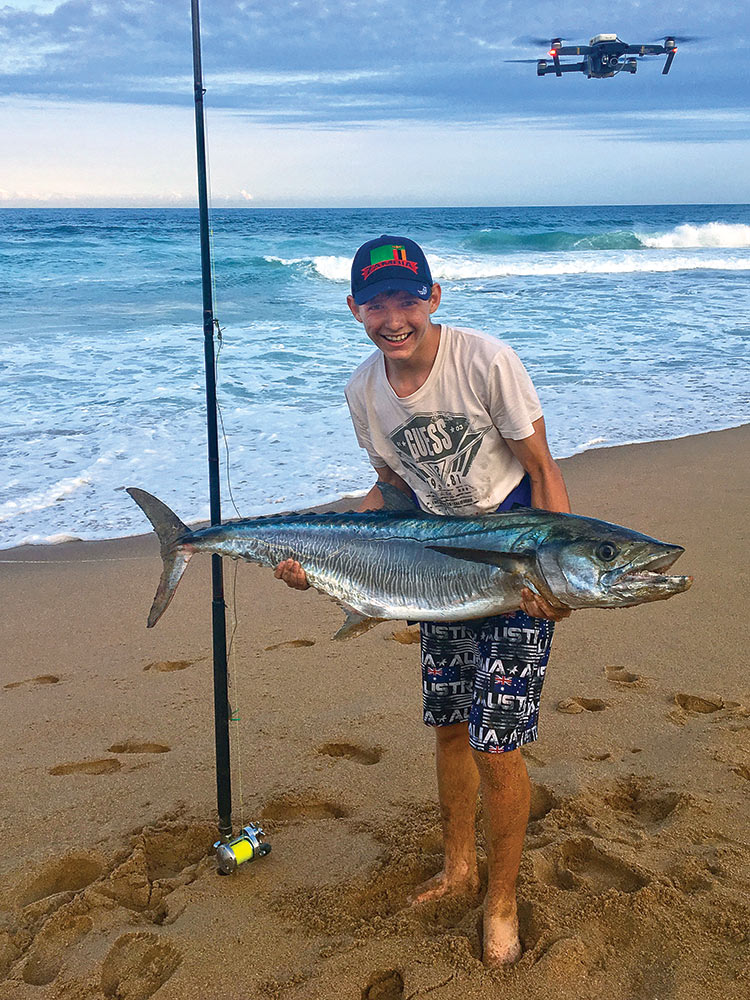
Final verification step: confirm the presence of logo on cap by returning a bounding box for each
[361,243,419,281]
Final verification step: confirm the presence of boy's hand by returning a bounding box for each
[520,586,571,622]
[274,558,309,590]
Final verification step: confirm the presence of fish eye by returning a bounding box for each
[597,542,619,562]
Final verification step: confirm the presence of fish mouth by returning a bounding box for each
[605,545,693,599]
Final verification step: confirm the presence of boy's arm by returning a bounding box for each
[503,415,572,620]
[504,416,570,514]
[274,464,409,589]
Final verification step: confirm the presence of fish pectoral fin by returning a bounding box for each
[426,545,532,576]
[333,608,384,640]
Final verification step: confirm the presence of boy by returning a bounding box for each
[275,235,570,966]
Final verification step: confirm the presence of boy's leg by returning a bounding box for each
[472,747,529,965]
[412,622,480,904]
[468,610,556,965]
[408,721,480,903]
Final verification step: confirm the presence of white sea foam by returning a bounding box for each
[579,437,608,449]
[13,533,83,547]
[312,255,351,281]
[429,253,750,280]
[639,222,750,249]
[307,251,750,283]
[0,475,91,523]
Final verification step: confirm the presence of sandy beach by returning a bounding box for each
[1,424,748,1000]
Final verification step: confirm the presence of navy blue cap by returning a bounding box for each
[350,235,433,305]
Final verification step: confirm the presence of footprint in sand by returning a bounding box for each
[143,659,193,672]
[16,852,105,907]
[673,692,724,714]
[601,776,685,827]
[264,638,315,651]
[49,759,122,776]
[361,968,404,1000]
[557,697,607,714]
[536,838,650,895]
[4,674,60,690]
[260,792,349,822]
[22,914,93,986]
[101,932,182,1000]
[107,740,170,754]
[604,665,641,686]
[317,742,382,765]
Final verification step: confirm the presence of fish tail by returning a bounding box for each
[126,488,194,627]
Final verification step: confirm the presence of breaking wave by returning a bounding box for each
[304,252,750,283]
[638,222,750,249]
[470,221,750,252]
[269,223,750,284]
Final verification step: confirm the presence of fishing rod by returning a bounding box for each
[190,0,270,869]
[190,0,232,844]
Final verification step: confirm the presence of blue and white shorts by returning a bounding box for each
[420,610,555,753]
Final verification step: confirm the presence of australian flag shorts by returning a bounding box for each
[420,609,555,753]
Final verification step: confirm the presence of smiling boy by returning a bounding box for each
[276,235,570,966]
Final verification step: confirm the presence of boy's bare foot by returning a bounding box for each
[406,868,480,906]
[482,910,522,967]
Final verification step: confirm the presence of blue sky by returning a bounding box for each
[1,1,749,206]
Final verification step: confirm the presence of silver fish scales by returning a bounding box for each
[127,488,692,639]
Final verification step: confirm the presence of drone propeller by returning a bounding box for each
[514,33,583,48]
[505,58,543,64]
[654,34,705,44]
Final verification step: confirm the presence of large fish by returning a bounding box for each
[127,487,692,639]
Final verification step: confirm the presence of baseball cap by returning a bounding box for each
[350,235,433,305]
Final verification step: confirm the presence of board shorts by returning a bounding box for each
[420,611,555,753]
[416,472,554,753]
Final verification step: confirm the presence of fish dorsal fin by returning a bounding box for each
[510,502,533,512]
[376,481,419,512]
[426,545,533,576]
[333,608,384,640]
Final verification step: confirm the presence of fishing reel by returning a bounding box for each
[214,824,271,874]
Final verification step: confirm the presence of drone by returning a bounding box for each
[510,34,695,78]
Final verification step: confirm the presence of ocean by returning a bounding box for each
[2,204,749,548]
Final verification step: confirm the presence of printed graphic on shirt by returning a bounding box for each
[389,412,490,510]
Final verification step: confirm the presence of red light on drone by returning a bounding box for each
[549,48,557,56]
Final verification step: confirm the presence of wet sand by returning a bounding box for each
[1,424,748,999]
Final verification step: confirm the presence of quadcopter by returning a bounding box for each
[510,34,695,78]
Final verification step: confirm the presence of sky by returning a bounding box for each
[1,0,749,207]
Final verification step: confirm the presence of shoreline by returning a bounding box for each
[3,422,749,560]
[1,423,748,999]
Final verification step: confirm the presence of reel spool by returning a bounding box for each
[214,824,271,874]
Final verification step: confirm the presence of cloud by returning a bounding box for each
[0,0,747,130]
[2,2,750,205]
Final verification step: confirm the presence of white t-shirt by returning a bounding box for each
[345,325,543,515]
